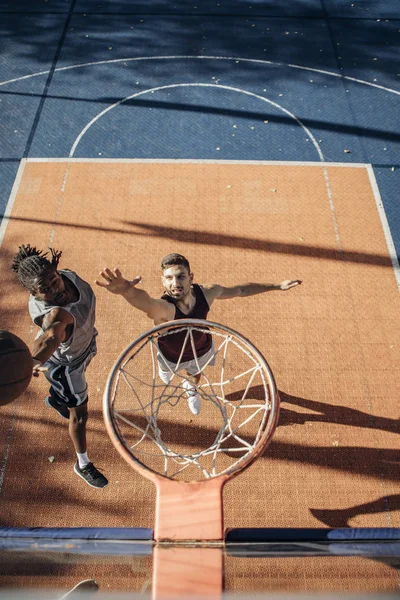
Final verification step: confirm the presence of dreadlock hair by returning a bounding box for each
[11,244,62,290]
[161,253,191,273]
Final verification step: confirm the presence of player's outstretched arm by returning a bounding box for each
[95,267,170,321]
[203,280,302,304]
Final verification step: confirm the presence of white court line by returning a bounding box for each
[322,165,342,252]
[68,82,324,159]
[0,55,399,97]
[26,158,369,166]
[0,55,397,494]
[1,53,397,268]
[0,159,26,248]
[366,164,400,291]
[48,161,72,246]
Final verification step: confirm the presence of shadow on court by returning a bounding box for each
[0,404,124,523]
[1,0,399,86]
[113,408,399,483]
[3,215,395,268]
[225,387,400,435]
[126,222,394,267]
[1,90,399,145]
[277,390,400,434]
[310,494,400,527]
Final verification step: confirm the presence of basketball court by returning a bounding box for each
[1,158,399,594]
[0,0,399,596]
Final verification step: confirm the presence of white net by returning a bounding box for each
[105,321,279,482]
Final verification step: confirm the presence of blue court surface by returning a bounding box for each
[0,0,399,264]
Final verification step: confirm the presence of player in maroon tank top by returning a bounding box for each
[96,254,301,415]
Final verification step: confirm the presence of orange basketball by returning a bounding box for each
[0,330,33,406]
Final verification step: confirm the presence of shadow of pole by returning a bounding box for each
[2,216,394,268]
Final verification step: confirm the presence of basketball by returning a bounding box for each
[0,330,33,406]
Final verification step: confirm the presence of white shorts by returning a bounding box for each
[157,344,216,384]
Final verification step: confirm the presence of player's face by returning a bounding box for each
[162,264,193,300]
[30,268,67,304]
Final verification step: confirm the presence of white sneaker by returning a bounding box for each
[182,380,201,415]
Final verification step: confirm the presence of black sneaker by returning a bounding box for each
[45,396,70,420]
[74,462,108,489]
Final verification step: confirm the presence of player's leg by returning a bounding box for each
[156,351,201,414]
[70,402,107,489]
[157,352,176,384]
[183,344,216,415]
[182,376,201,415]
[65,357,108,489]
[68,401,88,455]
[43,364,71,419]
[44,346,108,488]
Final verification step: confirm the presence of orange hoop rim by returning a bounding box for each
[103,318,280,485]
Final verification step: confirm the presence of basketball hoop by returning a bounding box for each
[104,319,280,543]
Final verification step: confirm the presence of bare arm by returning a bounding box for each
[203,280,302,305]
[95,267,172,322]
[32,307,74,374]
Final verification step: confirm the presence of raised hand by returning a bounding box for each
[95,267,142,295]
[279,280,302,290]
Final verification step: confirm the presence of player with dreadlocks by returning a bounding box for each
[11,244,108,489]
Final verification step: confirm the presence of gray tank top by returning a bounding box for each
[28,269,97,365]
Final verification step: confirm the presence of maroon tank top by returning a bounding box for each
[158,284,212,363]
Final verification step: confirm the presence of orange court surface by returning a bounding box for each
[0,158,399,594]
